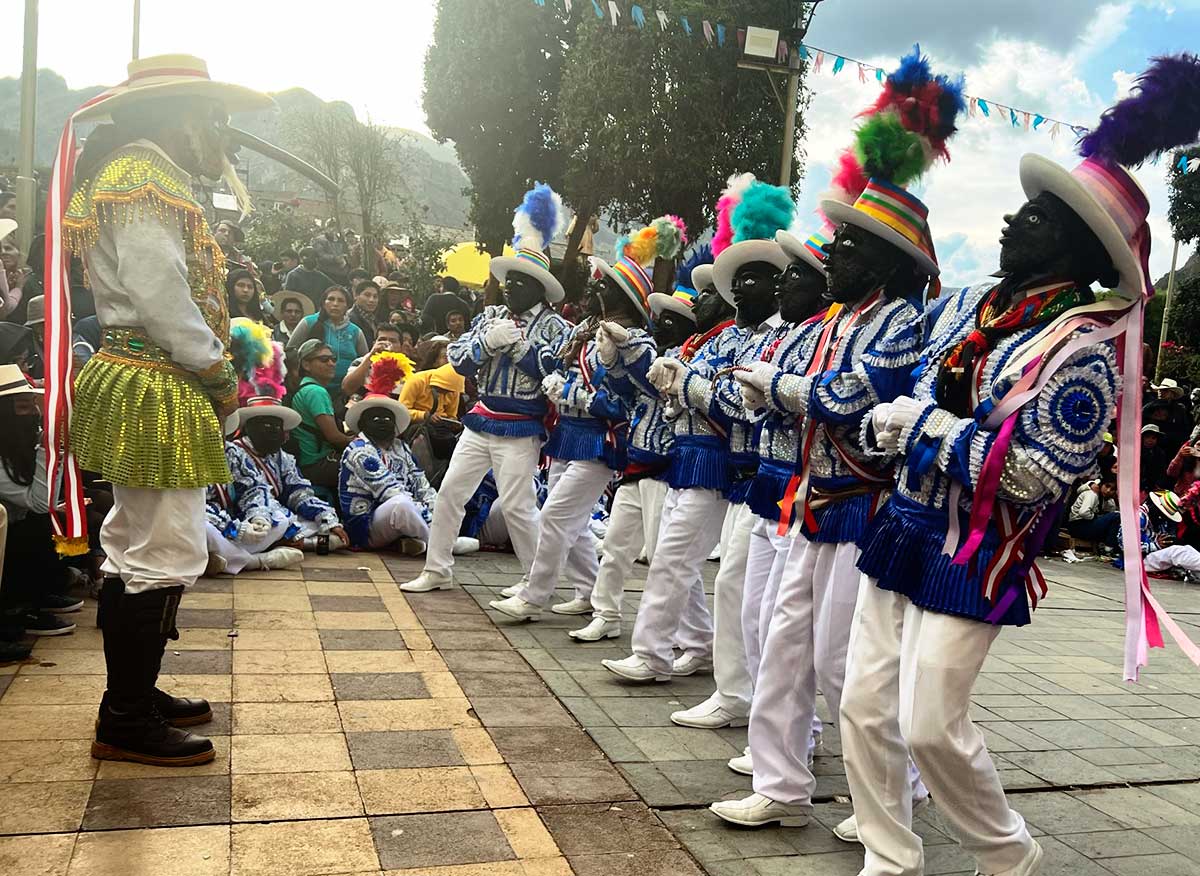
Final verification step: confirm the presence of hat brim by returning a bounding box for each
[490,256,564,304]
[0,219,15,242]
[345,396,412,437]
[691,264,715,295]
[648,292,697,322]
[75,80,276,123]
[1019,154,1145,299]
[1150,492,1183,523]
[591,258,651,324]
[712,240,790,305]
[270,291,315,317]
[820,198,940,278]
[225,404,302,437]
[775,230,827,277]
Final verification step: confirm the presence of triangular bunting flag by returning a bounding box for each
[831,55,845,75]
[631,4,645,27]
[656,9,668,30]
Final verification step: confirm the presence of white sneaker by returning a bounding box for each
[834,795,930,844]
[978,841,1043,876]
[601,655,670,682]
[670,696,748,729]
[709,793,809,828]
[671,653,713,676]
[569,618,621,641]
[550,598,592,615]
[727,750,753,776]
[489,595,542,621]
[400,571,454,593]
[452,536,481,555]
[499,578,528,598]
[255,547,304,571]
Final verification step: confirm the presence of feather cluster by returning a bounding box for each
[365,351,415,397]
[732,181,795,244]
[512,182,566,252]
[713,172,757,256]
[229,318,274,382]
[252,344,287,403]
[830,44,965,202]
[619,214,688,267]
[1078,53,1200,166]
[675,245,714,291]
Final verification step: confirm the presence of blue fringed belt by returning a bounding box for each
[746,459,795,522]
[857,494,1031,627]
[544,417,624,470]
[667,434,731,492]
[801,491,878,545]
[726,451,759,504]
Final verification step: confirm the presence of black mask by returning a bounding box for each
[998,192,1117,288]
[362,408,397,444]
[654,309,694,351]
[691,287,734,334]
[244,416,286,456]
[823,224,917,304]
[504,270,548,315]
[775,260,827,324]
[585,276,636,321]
[732,261,780,329]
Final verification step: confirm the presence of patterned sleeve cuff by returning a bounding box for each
[899,401,946,456]
[682,369,712,410]
[196,359,238,408]
[769,372,812,415]
[858,410,893,459]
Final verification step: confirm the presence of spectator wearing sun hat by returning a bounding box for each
[1145,377,1192,452]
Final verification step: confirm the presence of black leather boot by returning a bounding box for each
[94,586,215,766]
[99,578,212,728]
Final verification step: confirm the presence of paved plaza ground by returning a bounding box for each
[1,547,1199,875]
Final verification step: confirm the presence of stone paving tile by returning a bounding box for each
[509,760,637,805]
[369,810,515,870]
[82,775,231,830]
[331,672,430,700]
[317,629,408,651]
[346,729,467,770]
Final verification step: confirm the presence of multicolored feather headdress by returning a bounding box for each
[228,318,286,406]
[673,245,713,303]
[712,172,757,256]
[490,182,568,303]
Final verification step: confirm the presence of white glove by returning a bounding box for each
[484,319,522,353]
[599,321,631,344]
[870,403,894,437]
[596,325,618,367]
[884,396,925,436]
[740,381,767,412]
[733,361,780,394]
[648,357,685,395]
[541,373,566,400]
[246,517,271,537]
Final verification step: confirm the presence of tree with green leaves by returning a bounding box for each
[1168,148,1200,246]
[423,0,570,256]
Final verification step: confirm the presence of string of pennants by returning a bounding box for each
[1177,154,1200,174]
[530,0,1088,138]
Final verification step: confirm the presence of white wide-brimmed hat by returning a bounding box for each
[345,394,412,437]
[648,291,697,323]
[75,54,275,123]
[1152,377,1184,397]
[225,394,301,437]
[712,240,789,306]
[691,264,715,294]
[0,363,40,399]
[1150,490,1183,523]
[0,219,15,243]
[490,248,564,303]
[821,179,940,278]
[269,290,315,317]
[590,256,652,324]
[776,228,830,277]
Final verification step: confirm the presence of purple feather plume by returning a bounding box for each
[1078,53,1200,166]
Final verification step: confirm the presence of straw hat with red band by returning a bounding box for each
[821,179,940,279]
[225,395,301,436]
[74,54,275,123]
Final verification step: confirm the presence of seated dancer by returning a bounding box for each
[402,184,569,592]
[1138,491,1200,578]
[602,174,787,692]
[715,50,957,829]
[489,217,682,620]
[839,57,1200,876]
[340,354,438,551]
[568,246,711,641]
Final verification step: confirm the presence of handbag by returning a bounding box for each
[404,387,460,488]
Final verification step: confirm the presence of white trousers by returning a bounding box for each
[632,487,726,675]
[590,477,669,622]
[423,429,542,579]
[709,502,756,716]
[101,486,208,593]
[368,494,432,549]
[841,577,1034,876]
[749,538,861,805]
[520,458,613,607]
[741,515,795,686]
[204,517,300,575]
[1145,544,1200,574]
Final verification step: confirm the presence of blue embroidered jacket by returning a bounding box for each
[338,435,438,547]
[205,439,338,542]
[451,303,570,439]
[665,325,741,492]
[627,343,679,469]
[856,282,1119,626]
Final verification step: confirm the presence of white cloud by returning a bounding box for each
[1112,69,1137,100]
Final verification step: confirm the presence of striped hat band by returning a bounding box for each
[611,256,653,313]
[804,229,832,263]
[852,179,933,257]
[1072,157,1152,296]
[514,248,551,272]
[671,286,698,305]
[244,395,285,409]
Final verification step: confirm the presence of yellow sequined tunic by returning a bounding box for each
[65,144,238,489]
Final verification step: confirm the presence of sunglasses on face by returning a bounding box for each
[311,354,336,364]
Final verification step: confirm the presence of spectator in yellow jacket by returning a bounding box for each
[400,338,465,425]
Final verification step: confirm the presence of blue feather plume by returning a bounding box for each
[675,245,713,291]
[889,45,932,91]
[512,182,565,251]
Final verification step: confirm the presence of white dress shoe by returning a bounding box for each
[601,655,670,682]
[489,595,542,621]
[499,579,527,598]
[550,597,592,615]
[400,571,454,593]
[834,795,929,844]
[452,536,481,555]
[980,840,1043,876]
[255,547,304,570]
[670,696,749,729]
[709,793,810,828]
[671,653,713,676]
[727,750,753,776]
[398,537,427,556]
[569,617,621,641]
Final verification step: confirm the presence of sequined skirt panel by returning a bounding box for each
[72,351,231,489]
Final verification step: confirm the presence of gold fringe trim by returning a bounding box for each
[53,535,90,558]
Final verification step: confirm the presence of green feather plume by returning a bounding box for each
[854,113,928,189]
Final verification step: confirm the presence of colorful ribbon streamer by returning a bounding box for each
[630,4,644,28]
[831,55,845,75]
